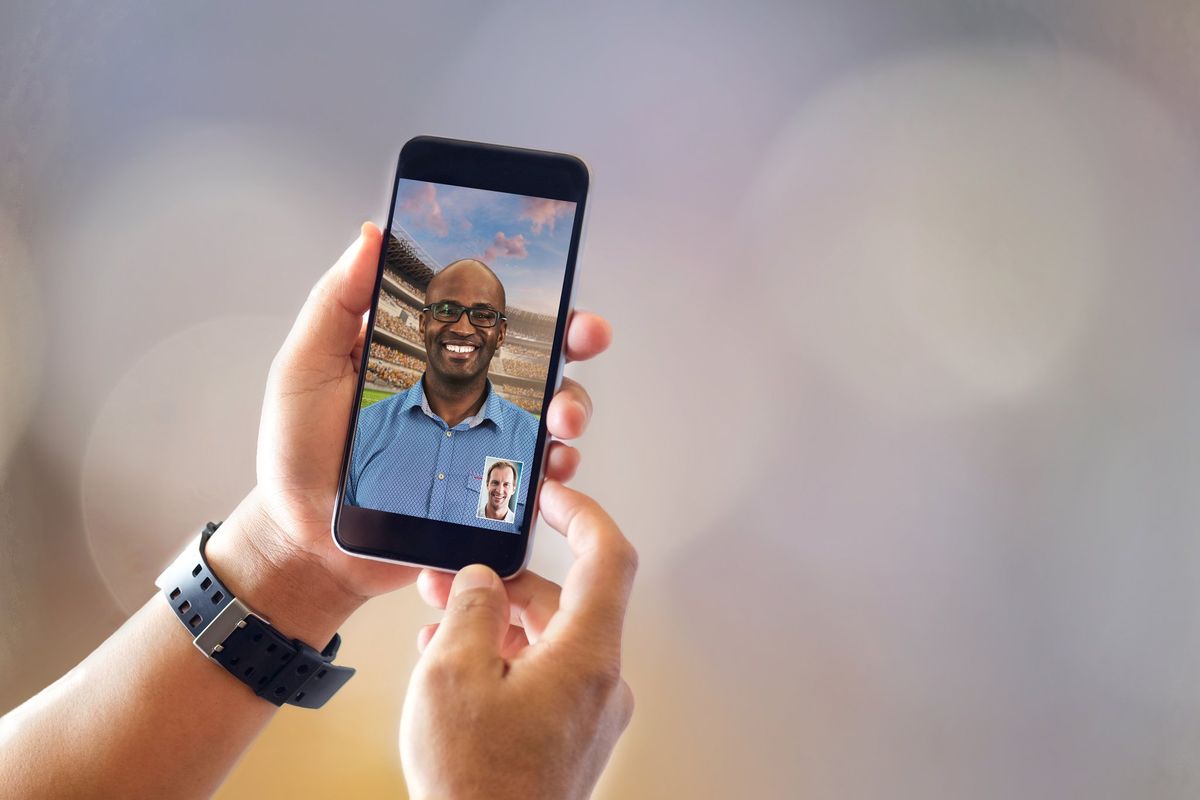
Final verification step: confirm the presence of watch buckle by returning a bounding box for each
[193,598,258,658]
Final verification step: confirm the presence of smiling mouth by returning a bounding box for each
[443,342,477,355]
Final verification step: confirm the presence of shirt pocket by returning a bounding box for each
[463,472,484,507]
[463,472,496,521]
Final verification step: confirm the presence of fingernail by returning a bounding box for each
[452,564,497,596]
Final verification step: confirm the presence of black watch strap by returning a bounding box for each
[155,522,355,709]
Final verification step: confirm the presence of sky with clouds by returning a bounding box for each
[392,179,577,316]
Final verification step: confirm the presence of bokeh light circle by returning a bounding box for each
[742,48,1186,419]
[81,316,284,611]
[69,123,351,611]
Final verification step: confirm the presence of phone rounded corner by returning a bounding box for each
[330,501,370,563]
[329,510,355,557]
[498,529,535,581]
[399,135,434,159]
[569,152,591,180]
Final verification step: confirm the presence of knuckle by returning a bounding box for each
[304,282,328,311]
[615,538,639,577]
[267,348,289,379]
[583,657,624,697]
[558,640,623,697]
[576,386,593,416]
[419,652,470,689]
[576,662,625,725]
[618,681,636,730]
[452,589,491,611]
[450,589,500,619]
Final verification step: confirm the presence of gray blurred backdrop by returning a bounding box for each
[4,2,1200,798]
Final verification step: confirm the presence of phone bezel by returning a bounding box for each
[331,136,589,577]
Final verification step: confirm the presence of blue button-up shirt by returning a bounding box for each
[346,378,538,531]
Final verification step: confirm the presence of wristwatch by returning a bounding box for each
[155,522,355,709]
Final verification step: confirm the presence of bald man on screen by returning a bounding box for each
[348,259,538,529]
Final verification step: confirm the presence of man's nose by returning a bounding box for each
[449,312,476,336]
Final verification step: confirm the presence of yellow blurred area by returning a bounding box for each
[217,593,421,797]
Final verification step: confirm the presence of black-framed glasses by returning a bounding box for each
[422,301,506,328]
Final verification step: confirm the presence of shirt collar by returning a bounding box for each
[409,377,507,431]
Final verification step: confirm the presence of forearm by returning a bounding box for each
[0,492,362,799]
[0,595,276,798]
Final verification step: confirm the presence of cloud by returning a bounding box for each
[519,197,573,235]
[398,182,449,236]
[483,231,528,261]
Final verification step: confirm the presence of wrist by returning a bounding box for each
[203,490,364,647]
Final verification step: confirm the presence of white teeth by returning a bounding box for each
[445,343,476,354]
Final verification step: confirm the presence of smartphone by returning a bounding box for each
[332,136,589,577]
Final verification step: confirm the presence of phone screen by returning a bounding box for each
[333,137,588,573]
[342,178,577,536]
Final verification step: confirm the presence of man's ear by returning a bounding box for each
[496,320,506,348]
[418,312,426,336]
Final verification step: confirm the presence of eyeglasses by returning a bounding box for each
[422,301,506,328]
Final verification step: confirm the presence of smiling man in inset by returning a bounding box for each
[347,259,537,529]
[479,460,518,523]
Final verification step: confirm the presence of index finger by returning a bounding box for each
[564,311,612,363]
[536,480,637,658]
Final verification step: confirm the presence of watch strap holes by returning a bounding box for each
[163,522,354,708]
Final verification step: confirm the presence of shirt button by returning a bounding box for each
[437,473,445,480]
[445,430,453,437]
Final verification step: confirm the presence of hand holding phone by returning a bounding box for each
[401,480,638,800]
[214,211,608,632]
[0,186,616,800]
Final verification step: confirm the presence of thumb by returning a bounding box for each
[283,222,381,364]
[425,564,509,663]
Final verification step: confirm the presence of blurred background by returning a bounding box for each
[3,1,1200,797]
